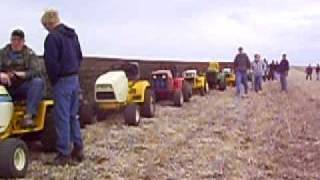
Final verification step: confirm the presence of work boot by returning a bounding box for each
[71,146,85,163]
[21,114,36,128]
[51,154,73,166]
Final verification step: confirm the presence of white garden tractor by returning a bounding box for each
[0,85,54,178]
[94,62,156,126]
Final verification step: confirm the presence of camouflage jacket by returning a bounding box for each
[0,44,42,80]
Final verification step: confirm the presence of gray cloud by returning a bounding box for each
[0,0,319,65]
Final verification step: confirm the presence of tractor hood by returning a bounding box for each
[0,85,13,134]
[183,69,197,79]
[95,71,128,103]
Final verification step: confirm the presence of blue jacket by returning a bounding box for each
[44,24,83,85]
[278,59,289,73]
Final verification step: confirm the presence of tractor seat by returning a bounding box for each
[12,95,27,106]
[125,62,140,81]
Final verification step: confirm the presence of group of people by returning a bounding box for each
[233,47,290,97]
[0,10,84,165]
[305,64,320,81]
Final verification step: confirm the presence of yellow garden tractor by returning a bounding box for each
[94,62,156,126]
[206,62,227,91]
[223,67,236,87]
[182,69,209,96]
[0,85,55,178]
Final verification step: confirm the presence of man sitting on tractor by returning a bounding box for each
[0,29,44,128]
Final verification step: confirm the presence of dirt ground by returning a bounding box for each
[26,68,320,180]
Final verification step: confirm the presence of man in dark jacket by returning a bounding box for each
[305,64,313,80]
[41,9,84,166]
[316,64,320,81]
[234,47,251,97]
[0,29,44,128]
[269,60,276,80]
[278,54,290,92]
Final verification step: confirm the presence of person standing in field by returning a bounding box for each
[275,61,280,81]
[316,64,320,81]
[269,60,276,81]
[41,9,84,166]
[252,54,264,93]
[278,54,290,92]
[234,47,251,97]
[305,64,313,80]
[262,58,268,82]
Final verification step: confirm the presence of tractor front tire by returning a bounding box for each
[141,89,156,118]
[218,80,227,91]
[40,108,57,152]
[124,104,141,126]
[0,138,29,178]
[182,82,192,102]
[173,91,184,107]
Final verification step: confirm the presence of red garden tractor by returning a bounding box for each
[151,70,192,107]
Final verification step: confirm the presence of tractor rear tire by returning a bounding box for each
[40,108,57,152]
[173,91,184,107]
[124,104,141,126]
[141,89,156,118]
[0,138,28,178]
[182,82,192,102]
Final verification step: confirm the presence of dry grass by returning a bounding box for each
[26,68,320,179]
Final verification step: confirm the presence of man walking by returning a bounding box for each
[278,54,290,92]
[316,64,320,81]
[41,9,84,165]
[234,47,251,97]
[252,54,264,93]
[305,64,313,80]
[269,60,276,81]
[262,58,268,82]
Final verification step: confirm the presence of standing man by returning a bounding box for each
[41,9,84,165]
[0,29,44,128]
[262,58,268,82]
[278,54,290,92]
[234,47,251,97]
[252,54,264,93]
[315,64,320,81]
[305,64,313,80]
[269,60,276,81]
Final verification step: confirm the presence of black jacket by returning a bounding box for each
[44,24,83,85]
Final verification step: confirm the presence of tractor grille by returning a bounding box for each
[96,92,115,100]
[152,78,167,89]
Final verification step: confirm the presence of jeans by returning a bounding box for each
[53,75,83,156]
[306,74,312,80]
[254,75,263,92]
[8,77,44,116]
[236,70,248,95]
[280,72,288,92]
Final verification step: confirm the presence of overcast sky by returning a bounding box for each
[0,0,319,65]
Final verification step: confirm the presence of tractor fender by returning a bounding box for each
[129,80,151,103]
[196,76,206,87]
